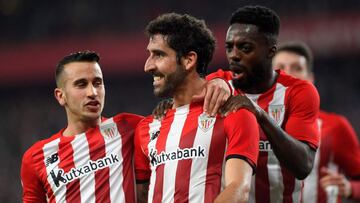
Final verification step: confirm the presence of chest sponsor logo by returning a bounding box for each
[149,146,206,167]
[259,140,272,151]
[268,105,284,125]
[198,113,215,132]
[100,123,118,139]
[48,153,119,187]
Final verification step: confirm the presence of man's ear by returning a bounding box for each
[183,51,198,71]
[54,88,66,106]
[268,45,277,58]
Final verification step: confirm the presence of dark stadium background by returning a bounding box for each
[1,1,359,202]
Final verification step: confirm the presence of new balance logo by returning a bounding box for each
[150,130,160,141]
[50,154,119,187]
[46,153,59,166]
[149,146,206,167]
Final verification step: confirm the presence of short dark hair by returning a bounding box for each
[145,13,216,77]
[277,41,313,72]
[230,5,280,45]
[55,51,100,87]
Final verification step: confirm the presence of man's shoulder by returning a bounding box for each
[110,112,145,128]
[22,132,61,161]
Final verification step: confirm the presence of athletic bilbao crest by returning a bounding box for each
[100,123,118,139]
[198,113,215,132]
[268,105,285,125]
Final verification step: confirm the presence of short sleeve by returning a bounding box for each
[21,147,47,203]
[224,109,259,171]
[285,82,320,148]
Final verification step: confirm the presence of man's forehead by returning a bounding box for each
[63,62,102,79]
[227,23,260,36]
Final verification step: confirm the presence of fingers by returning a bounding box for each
[210,90,231,117]
[201,79,231,117]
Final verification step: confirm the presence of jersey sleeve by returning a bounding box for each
[134,118,152,183]
[223,109,259,171]
[21,146,47,203]
[332,115,360,178]
[284,81,320,148]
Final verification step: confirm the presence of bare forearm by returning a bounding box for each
[256,110,315,179]
[136,183,149,203]
[214,182,250,203]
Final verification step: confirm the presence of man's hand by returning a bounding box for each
[192,78,231,117]
[152,98,173,120]
[219,95,262,118]
[320,167,352,198]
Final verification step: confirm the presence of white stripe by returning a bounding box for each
[162,105,189,203]
[246,94,260,203]
[188,114,216,203]
[147,119,162,203]
[71,133,95,203]
[268,151,284,203]
[100,118,125,203]
[302,144,320,203]
[43,138,65,203]
[267,83,287,203]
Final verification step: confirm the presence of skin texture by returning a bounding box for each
[273,49,355,198]
[140,33,253,202]
[218,23,316,179]
[54,61,105,136]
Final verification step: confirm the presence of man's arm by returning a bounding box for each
[219,88,318,179]
[21,148,47,203]
[255,106,316,179]
[136,182,149,203]
[214,159,253,203]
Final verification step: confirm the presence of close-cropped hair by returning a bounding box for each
[55,51,100,87]
[145,12,216,77]
[277,41,314,72]
[230,5,280,45]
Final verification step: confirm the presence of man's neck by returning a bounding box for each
[63,117,101,137]
[172,73,206,108]
[244,69,278,94]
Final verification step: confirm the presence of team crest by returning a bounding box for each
[198,113,216,132]
[100,123,118,139]
[268,105,285,125]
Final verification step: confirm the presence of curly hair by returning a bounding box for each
[145,13,216,77]
[55,50,100,87]
[277,41,313,73]
[230,5,280,45]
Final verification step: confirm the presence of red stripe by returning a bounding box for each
[116,117,136,203]
[86,129,111,203]
[57,136,81,203]
[173,105,199,203]
[255,87,276,203]
[204,118,226,203]
[152,111,175,202]
[282,167,295,203]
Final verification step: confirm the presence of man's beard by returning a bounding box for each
[154,64,187,98]
[232,64,266,92]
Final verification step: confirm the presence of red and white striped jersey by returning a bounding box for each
[21,113,143,203]
[302,110,360,203]
[207,69,320,203]
[134,102,259,203]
